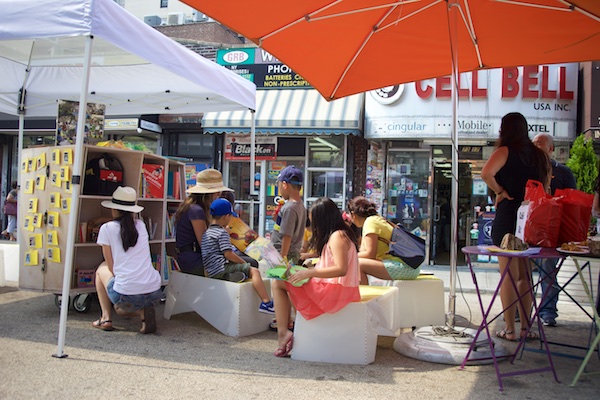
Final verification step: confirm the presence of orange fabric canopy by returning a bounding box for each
[183,0,600,100]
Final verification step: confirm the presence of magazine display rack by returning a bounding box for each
[18,145,185,311]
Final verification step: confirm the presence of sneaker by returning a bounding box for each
[224,271,246,283]
[542,317,557,327]
[259,300,275,314]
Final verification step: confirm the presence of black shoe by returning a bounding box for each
[141,305,157,334]
[542,317,557,327]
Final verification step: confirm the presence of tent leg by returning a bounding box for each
[54,35,94,359]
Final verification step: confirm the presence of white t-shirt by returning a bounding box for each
[97,219,161,295]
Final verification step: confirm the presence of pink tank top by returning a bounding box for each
[315,231,359,287]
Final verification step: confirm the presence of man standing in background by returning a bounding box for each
[533,133,577,327]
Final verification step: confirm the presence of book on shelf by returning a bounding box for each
[165,207,178,239]
[141,215,158,240]
[163,255,181,282]
[141,163,165,198]
[167,170,181,200]
[151,254,161,275]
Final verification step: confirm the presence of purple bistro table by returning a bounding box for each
[460,245,566,391]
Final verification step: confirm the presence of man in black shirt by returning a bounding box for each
[533,133,577,327]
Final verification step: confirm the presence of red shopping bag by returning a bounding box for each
[518,180,562,247]
[554,188,594,244]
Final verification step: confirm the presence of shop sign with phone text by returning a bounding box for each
[217,48,311,90]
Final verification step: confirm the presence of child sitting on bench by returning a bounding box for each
[201,198,275,315]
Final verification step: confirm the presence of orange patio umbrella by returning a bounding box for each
[183,0,600,100]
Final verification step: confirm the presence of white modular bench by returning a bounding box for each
[291,276,446,365]
[291,285,400,365]
[163,271,273,337]
[389,275,446,330]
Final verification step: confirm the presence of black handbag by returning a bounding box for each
[379,221,426,269]
[83,153,123,195]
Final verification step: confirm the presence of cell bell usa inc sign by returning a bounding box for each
[365,63,578,140]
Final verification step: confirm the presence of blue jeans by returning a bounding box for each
[536,258,559,320]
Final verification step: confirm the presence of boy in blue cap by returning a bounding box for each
[271,165,307,265]
[201,198,274,314]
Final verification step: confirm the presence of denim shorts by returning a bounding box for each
[107,278,163,313]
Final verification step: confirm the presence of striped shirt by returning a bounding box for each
[201,224,235,277]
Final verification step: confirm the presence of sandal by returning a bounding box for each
[92,319,114,331]
[274,334,294,358]
[140,305,157,334]
[521,328,539,341]
[495,329,517,342]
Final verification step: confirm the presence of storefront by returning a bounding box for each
[203,89,364,236]
[364,63,579,265]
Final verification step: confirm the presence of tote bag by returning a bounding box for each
[3,201,17,216]
[380,221,426,269]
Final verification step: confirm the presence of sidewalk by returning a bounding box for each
[421,264,501,293]
[1,282,599,399]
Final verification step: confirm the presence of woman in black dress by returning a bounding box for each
[481,112,550,342]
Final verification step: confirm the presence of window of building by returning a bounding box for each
[305,136,347,208]
[277,137,305,157]
[160,0,168,8]
[308,136,344,167]
[174,132,215,160]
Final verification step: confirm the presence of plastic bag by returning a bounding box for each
[554,188,594,244]
[519,180,562,247]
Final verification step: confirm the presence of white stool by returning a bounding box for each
[163,271,273,337]
[390,276,446,329]
[291,286,399,365]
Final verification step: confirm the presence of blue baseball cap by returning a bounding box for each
[210,198,238,217]
[277,165,303,186]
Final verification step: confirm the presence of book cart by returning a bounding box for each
[18,145,185,312]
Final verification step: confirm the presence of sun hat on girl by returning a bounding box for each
[101,186,144,213]
[186,168,233,194]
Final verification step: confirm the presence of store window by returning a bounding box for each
[308,136,344,167]
[305,136,346,208]
[307,171,344,200]
[278,137,306,157]
[175,132,215,160]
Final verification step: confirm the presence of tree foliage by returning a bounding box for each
[566,134,598,194]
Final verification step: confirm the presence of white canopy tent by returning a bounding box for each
[0,0,256,357]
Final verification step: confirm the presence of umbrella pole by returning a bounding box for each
[54,35,93,358]
[446,0,460,329]
[395,0,508,365]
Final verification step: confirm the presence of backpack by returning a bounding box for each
[83,153,123,196]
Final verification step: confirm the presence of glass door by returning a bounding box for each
[225,160,264,236]
[385,149,432,262]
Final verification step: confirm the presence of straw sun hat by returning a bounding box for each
[101,186,144,213]
[186,168,233,194]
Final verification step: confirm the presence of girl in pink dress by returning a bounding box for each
[272,197,360,357]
